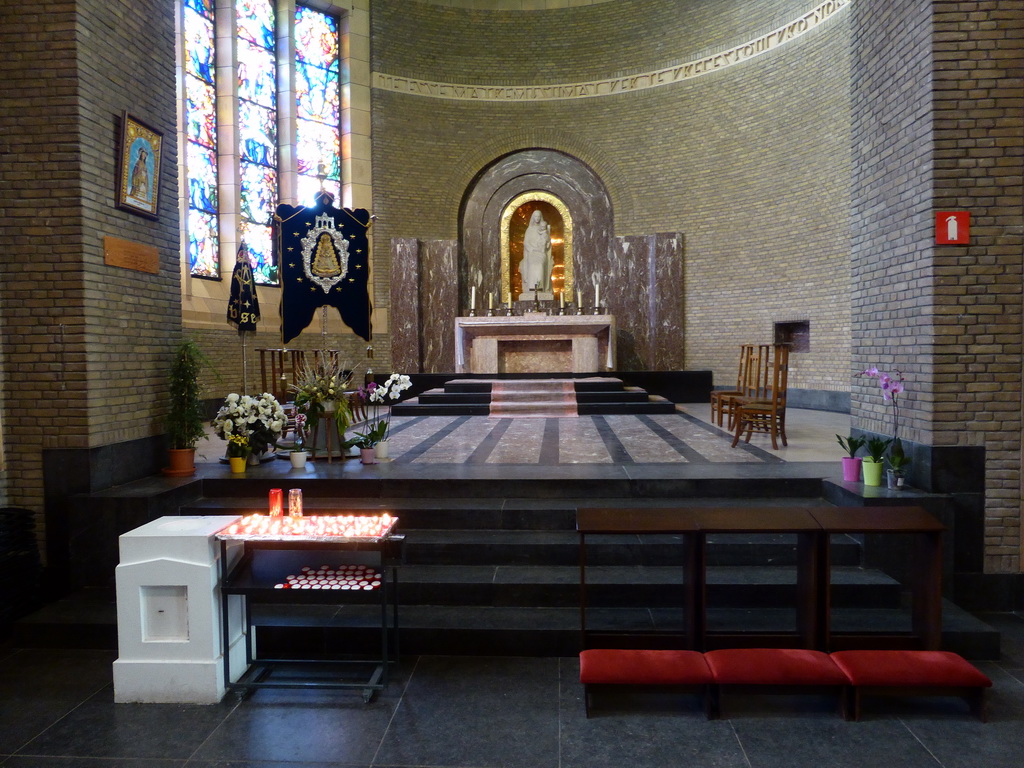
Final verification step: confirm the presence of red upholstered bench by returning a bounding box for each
[831,650,993,721]
[704,648,848,719]
[579,649,713,717]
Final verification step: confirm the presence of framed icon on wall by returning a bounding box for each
[116,111,163,220]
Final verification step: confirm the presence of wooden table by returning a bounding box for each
[810,506,944,650]
[576,508,701,650]
[577,506,945,652]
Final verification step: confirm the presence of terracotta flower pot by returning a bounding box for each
[163,448,196,477]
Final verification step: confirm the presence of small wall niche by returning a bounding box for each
[774,320,810,353]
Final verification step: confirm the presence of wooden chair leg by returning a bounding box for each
[731,414,743,447]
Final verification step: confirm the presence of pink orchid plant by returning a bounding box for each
[857,366,909,470]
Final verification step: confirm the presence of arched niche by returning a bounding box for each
[501,191,574,301]
[459,149,612,310]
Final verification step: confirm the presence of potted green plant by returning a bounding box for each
[862,436,891,487]
[887,438,910,489]
[289,411,308,468]
[836,435,866,482]
[346,432,378,465]
[164,338,209,476]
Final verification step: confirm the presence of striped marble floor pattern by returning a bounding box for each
[381,411,782,465]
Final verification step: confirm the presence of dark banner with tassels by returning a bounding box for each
[226,244,260,334]
[274,191,372,343]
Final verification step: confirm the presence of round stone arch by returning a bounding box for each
[459,148,614,309]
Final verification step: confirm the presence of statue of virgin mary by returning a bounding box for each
[519,210,553,294]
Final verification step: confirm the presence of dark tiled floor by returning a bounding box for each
[4,615,1024,767]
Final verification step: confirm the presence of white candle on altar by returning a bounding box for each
[507,291,512,306]
[595,283,600,310]
[488,291,493,310]
[577,289,582,307]
[560,290,565,308]
[470,285,476,309]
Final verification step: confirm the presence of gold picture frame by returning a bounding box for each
[116,111,163,220]
[501,191,573,302]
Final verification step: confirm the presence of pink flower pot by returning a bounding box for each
[841,456,862,483]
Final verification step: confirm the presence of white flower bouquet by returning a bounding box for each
[212,392,287,456]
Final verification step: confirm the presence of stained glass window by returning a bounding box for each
[184,0,218,279]
[295,7,341,206]
[180,2,344,287]
[237,0,278,285]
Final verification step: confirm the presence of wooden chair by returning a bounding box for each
[712,344,771,430]
[710,344,753,427]
[257,348,306,403]
[731,343,789,450]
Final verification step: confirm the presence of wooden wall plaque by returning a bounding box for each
[104,236,159,274]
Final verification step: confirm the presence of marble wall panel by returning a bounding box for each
[652,232,685,370]
[607,235,651,370]
[391,238,421,371]
[420,239,458,372]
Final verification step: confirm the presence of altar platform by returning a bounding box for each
[18,404,1000,663]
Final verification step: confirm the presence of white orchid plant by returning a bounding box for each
[351,373,412,448]
[212,392,287,456]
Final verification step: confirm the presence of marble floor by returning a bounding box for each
[4,613,1024,767]
[196,404,851,467]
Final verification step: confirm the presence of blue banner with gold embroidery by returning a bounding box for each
[227,244,260,334]
[274,191,372,343]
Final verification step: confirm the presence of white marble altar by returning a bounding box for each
[454,314,615,374]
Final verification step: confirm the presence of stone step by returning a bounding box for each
[398,529,863,567]
[11,588,1001,661]
[240,600,1000,660]
[393,564,901,608]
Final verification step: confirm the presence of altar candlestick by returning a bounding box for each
[470,286,476,309]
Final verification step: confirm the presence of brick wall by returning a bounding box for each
[371,0,852,391]
[848,0,934,445]
[374,0,810,85]
[931,1,1024,573]
[0,0,178,553]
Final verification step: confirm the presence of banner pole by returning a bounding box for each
[242,331,248,393]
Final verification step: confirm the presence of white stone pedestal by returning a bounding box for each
[113,515,244,704]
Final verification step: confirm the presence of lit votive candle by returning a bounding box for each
[269,488,283,517]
